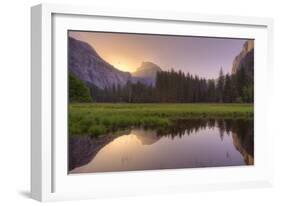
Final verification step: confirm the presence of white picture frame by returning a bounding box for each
[31,3,274,202]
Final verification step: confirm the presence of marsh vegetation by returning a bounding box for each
[69,103,253,138]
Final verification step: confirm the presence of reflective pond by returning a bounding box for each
[69,119,253,174]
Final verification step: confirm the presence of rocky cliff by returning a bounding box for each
[133,62,162,78]
[132,61,162,86]
[232,40,254,74]
[68,37,131,89]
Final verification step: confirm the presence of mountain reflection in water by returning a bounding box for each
[69,119,253,174]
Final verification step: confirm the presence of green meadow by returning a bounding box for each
[69,103,253,138]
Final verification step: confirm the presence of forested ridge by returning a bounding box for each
[85,66,253,103]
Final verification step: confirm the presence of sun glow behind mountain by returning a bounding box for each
[69,31,247,78]
[111,60,136,73]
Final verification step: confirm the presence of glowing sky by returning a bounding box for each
[69,31,248,79]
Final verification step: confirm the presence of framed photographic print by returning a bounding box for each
[31,3,274,201]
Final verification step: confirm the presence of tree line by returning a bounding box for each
[86,66,253,103]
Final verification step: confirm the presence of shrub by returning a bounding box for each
[89,125,106,138]
[69,73,92,103]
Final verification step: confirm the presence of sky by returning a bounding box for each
[69,31,248,79]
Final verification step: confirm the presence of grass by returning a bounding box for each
[69,103,253,137]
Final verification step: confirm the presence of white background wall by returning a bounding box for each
[0,0,280,205]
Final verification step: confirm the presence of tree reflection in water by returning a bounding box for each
[69,119,253,172]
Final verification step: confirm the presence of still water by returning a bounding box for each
[69,119,253,174]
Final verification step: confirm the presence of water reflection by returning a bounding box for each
[69,119,253,173]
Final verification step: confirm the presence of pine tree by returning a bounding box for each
[223,74,232,103]
[236,65,247,99]
[207,80,216,102]
[217,67,225,102]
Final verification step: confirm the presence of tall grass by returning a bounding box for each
[69,103,253,137]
